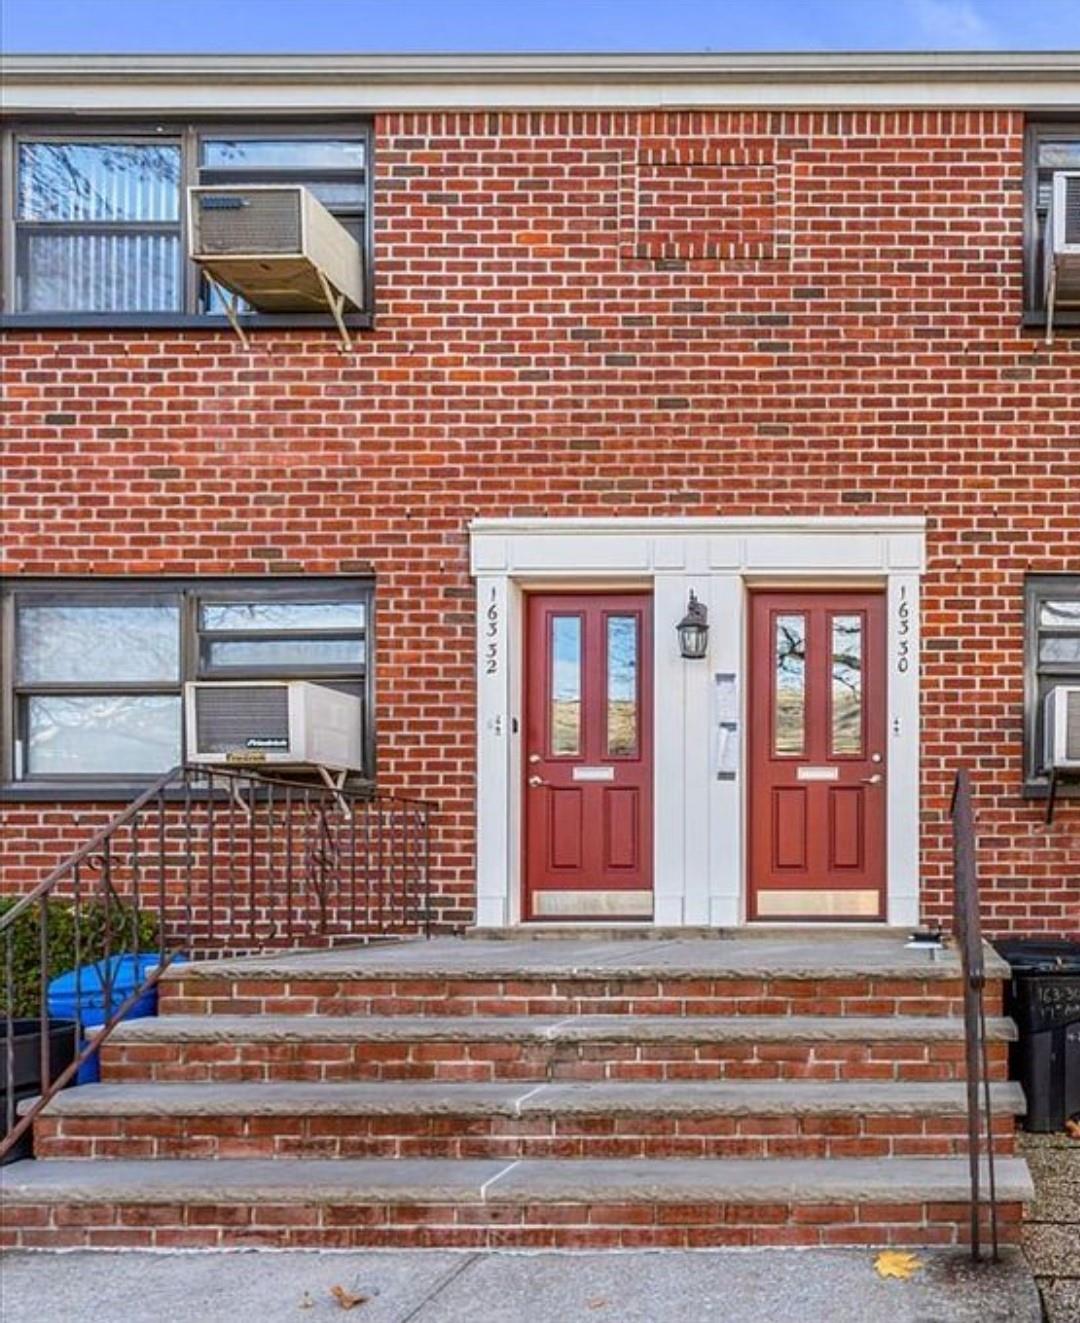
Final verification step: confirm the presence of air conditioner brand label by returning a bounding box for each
[245,737,288,749]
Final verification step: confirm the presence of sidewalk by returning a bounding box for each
[0,1247,1041,1323]
[1021,1131,1080,1323]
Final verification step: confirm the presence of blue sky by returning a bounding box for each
[3,0,1080,54]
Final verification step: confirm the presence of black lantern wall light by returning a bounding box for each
[676,590,709,660]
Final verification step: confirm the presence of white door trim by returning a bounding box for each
[470,516,925,929]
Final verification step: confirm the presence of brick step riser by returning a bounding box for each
[159,976,994,1019]
[0,1199,1025,1251]
[33,1114,1016,1161]
[101,1039,1009,1085]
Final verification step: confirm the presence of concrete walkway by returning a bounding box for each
[0,1248,1041,1323]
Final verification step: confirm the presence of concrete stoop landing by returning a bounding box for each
[0,935,1034,1251]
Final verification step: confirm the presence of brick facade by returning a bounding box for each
[2,108,1079,936]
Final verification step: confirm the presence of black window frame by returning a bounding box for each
[1,576,376,801]
[1023,573,1080,795]
[1024,119,1080,329]
[0,118,374,331]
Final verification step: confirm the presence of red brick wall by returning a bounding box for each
[3,109,1079,936]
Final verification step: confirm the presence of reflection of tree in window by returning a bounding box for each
[17,142,181,312]
[17,603,180,683]
[551,617,581,755]
[774,615,806,755]
[27,695,181,776]
[1039,600,1080,662]
[607,617,637,756]
[19,144,180,222]
[831,616,862,755]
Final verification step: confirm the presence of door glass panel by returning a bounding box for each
[606,616,638,756]
[831,614,863,756]
[550,616,582,756]
[774,614,806,756]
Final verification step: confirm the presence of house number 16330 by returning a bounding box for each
[896,586,911,674]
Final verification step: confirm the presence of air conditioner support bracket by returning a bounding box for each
[205,276,250,349]
[1046,263,1058,346]
[315,268,352,351]
[1044,766,1080,824]
[316,764,352,817]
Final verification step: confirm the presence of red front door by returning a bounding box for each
[748,591,886,921]
[524,593,653,921]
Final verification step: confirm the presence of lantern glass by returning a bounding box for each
[677,592,709,660]
[679,621,709,659]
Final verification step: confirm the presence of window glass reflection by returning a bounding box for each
[551,616,582,756]
[774,614,806,756]
[831,615,863,755]
[16,599,180,684]
[607,616,638,756]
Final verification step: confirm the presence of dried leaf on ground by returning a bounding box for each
[330,1284,369,1310]
[586,1299,608,1310]
[873,1250,923,1280]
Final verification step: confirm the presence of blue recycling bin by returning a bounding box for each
[47,953,182,1084]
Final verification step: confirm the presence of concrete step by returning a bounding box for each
[32,1079,1024,1161]
[160,936,1001,1019]
[102,1014,1015,1085]
[161,935,1010,983]
[0,1156,1035,1250]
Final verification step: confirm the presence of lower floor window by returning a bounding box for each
[3,577,373,785]
[1025,574,1080,788]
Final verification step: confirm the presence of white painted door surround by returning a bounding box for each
[470,517,925,929]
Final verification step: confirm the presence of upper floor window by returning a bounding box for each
[1,577,374,794]
[1025,123,1080,323]
[3,121,372,325]
[1024,574,1080,791]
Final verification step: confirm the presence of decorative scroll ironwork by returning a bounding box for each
[1,765,432,1160]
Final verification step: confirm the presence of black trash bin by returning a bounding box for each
[994,938,1080,1132]
[0,1017,77,1164]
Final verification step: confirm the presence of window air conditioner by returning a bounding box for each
[187,184,364,344]
[185,680,365,773]
[1043,685,1080,771]
[1043,171,1080,342]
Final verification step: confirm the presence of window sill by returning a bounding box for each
[1021,779,1080,800]
[0,312,373,333]
[1022,310,1080,332]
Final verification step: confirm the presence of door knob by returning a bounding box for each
[528,775,547,788]
[860,774,883,785]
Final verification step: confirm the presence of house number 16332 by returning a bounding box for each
[485,588,499,675]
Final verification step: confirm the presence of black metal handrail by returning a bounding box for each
[949,767,999,1262]
[1,764,432,1160]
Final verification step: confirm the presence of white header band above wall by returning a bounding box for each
[4,52,1080,113]
[470,516,927,579]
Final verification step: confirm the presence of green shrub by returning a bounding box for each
[0,897,160,1018]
